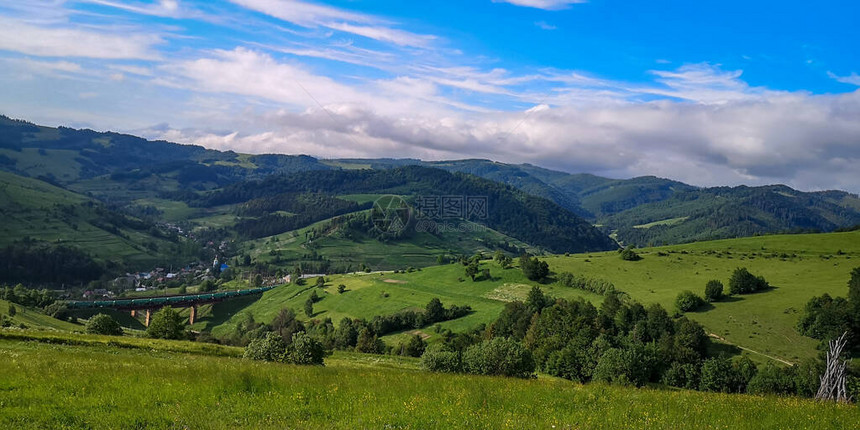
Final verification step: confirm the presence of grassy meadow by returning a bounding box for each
[209,230,860,363]
[1,337,857,429]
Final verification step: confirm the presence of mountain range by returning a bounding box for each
[1,115,859,285]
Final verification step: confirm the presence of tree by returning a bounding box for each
[463,337,535,378]
[198,280,215,292]
[425,298,445,324]
[675,290,705,313]
[146,307,186,340]
[525,286,550,314]
[86,313,123,336]
[244,332,287,362]
[421,343,462,373]
[178,285,187,295]
[704,280,723,302]
[315,276,326,288]
[619,247,641,261]
[253,274,263,288]
[465,261,479,281]
[796,294,852,340]
[355,328,385,354]
[728,267,768,295]
[699,356,740,393]
[337,284,346,294]
[7,304,15,317]
[285,332,325,365]
[403,334,427,357]
[304,297,314,318]
[519,255,549,281]
[291,267,303,285]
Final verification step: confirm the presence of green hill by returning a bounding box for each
[0,170,197,281]
[333,158,860,246]
[1,336,856,429]
[203,230,860,364]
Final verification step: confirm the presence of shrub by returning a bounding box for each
[44,303,71,321]
[620,248,642,261]
[699,356,751,393]
[747,363,796,395]
[402,334,427,357]
[592,344,657,387]
[704,280,723,302]
[661,362,700,390]
[519,255,549,281]
[7,304,16,317]
[463,337,535,378]
[355,328,385,354]
[337,284,346,294]
[675,290,705,312]
[285,332,326,365]
[728,267,769,294]
[146,307,186,340]
[421,344,463,373]
[85,313,123,336]
[244,332,287,362]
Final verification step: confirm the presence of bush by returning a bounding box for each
[661,362,700,390]
[421,344,463,373]
[728,267,769,295]
[592,344,657,387]
[244,332,287,362]
[699,356,751,393]
[337,284,346,294]
[519,255,549,281]
[704,280,723,302]
[620,247,641,261]
[675,290,705,312]
[7,304,16,317]
[285,332,326,365]
[747,363,796,396]
[463,337,535,378]
[86,313,123,336]
[146,307,186,340]
[44,303,71,321]
[402,334,427,357]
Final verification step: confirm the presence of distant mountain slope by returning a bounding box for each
[195,166,618,254]
[332,158,860,246]
[2,116,858,251]
[0,170,197,283]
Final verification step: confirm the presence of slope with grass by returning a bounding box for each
[0,300,81,331]
[544,230,860,363]
[1,336,856,429]
[0,170,193,270]
[209,230,860,364]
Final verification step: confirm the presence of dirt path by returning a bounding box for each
[708,333,794,366]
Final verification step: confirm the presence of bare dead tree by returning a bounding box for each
[815,331,851,403]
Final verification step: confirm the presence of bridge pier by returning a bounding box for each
[189,305,197,325]
[130,309,136,318]
[145,309,152,327]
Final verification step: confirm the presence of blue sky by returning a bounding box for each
[1,0,859,192]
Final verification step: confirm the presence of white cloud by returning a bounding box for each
[230,0,435,48]
[828,71,860,86]
[493,0,587,11]
[0,17,162,59]
[534,21,557,30]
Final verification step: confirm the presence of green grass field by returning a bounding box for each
[0,337,856,429]
[544,230,860,363]
[212,230,860,363]
[245,211,537,271]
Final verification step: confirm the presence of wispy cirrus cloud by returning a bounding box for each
[0,16,163,59]
[493,0,587,11]
[828,71,860,86]
[230,0,436,48]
